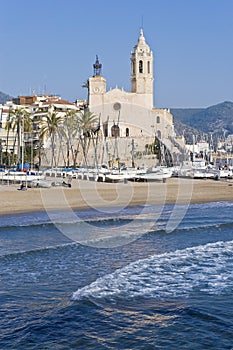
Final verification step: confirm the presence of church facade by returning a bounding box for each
[87,29,183,166]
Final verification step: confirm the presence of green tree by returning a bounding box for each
[39,111,63,168]
[5,111,13,165]
[62,110,79,167]
[8,107,30,167]
[77,108,99,166]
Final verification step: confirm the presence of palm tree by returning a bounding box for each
[39,111,63,168]
[23,110,34,166]
[5,111,13,165]
[77,107,99,166]
[7,107,30,167]
[6,110,18,165]
[62,109,79,167]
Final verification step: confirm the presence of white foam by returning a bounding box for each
[190,201,233,210]
[72,240,233,301]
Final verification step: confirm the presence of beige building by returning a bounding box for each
[88,29,184,166]
[0,95,82,167]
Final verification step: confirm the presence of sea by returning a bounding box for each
[0,201,233,349]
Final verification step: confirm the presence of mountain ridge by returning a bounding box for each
[171,101,233,135]
[0,91,13,104]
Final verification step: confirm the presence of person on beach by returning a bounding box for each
[18,181,27,191]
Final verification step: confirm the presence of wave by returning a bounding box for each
[0,241,78,259]
[1,211,233,232]
[1,213,233,254]
[58,218,233,246]
[2,220,233,260]
[189,201,233,210]
[63,220,233,249]
[72,240,233,301]
[162,221,233,234]
[0,201,232,229]
[0,205,155,228]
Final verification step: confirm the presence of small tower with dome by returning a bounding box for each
[88,55,106,107]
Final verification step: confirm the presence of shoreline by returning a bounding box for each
[0,177,233,216]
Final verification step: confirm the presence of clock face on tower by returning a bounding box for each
[93,87,99,93]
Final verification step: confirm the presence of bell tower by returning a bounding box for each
[88,55,106,107]
[131,29,154,109]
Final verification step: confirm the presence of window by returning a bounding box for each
[126,128,129,137]
[147,61,150,74]
[157,130,161,139]
[156,116,160,123]
[111,124,120,138]
[113,102,121,111]
[132,61,135,75]
[139,60,143,73]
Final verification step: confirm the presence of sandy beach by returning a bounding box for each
[0,177,233,216]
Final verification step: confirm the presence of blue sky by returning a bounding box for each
[1,0,233,108]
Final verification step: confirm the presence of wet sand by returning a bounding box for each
[0,177,233,216]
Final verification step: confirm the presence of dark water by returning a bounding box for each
[0,202,233,349]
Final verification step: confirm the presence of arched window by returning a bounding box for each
[157,130,161,139]
[139,60,143,73]
[147,61,150,74]
[156,116,160,124]
[111,124,120,138]
[126,128,129,137]
[132,61,135,75]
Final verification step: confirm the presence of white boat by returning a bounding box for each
[104,173,127,183]
[178,161,197,178]
[215,167,233,179]
[103,168,137,183]
[0,170,45,183]
[133,166,173,182]
[86,165,139,183]
[177,160,215,179]
[44,168,76,178]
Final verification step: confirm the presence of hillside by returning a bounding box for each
[171,101,233,136]
[173,119,205,144]
[0,91,13,104]
[171,108,203,124]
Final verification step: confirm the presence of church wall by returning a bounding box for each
[90,88,153,112]
[90,101,174,142]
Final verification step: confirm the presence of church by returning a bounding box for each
[87,29,184,166]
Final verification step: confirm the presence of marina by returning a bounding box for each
[1,157,233,189]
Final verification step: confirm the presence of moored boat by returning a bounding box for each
[133,166,173,182]
[0,170,45,183]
